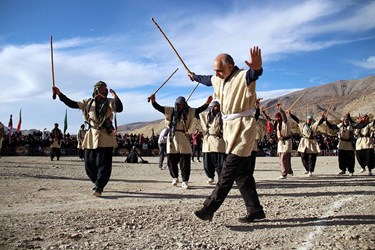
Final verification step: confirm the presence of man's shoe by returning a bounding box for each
[304,171,309,174]
[238,210,266,223]
[338,171,345,175]
[207,178,215,185]
[193,207,213,222]
[360,169,366,173]
[349,173,354,176]
[171,178,178,186]
[308,172,313,177]
[93,189,102,197]
[181,181,189,189]
[278,175,287,179]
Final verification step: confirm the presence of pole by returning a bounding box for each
[286,92,306,112]
[50,36,56,100]
[151,18,191,74]
[148,68,179,102]
[186,82,200,101]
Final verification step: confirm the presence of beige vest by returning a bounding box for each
[211,69,257,157]
[77,129,87,149]
[199,111,226,153]
[277,121,292,153]
[297,121,321,154]
[164,106,195,154]
[355,123,374,150]
[77,98,118,149]
[336,123,354,150]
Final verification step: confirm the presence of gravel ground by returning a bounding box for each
[0,155,374,249]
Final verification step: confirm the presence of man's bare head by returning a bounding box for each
[213,53,235,79]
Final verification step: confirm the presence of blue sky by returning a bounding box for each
[1,0,374,134]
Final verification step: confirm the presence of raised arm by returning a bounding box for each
[187,73,213,86]
[289,112,300,124]
[245,46,263,84]
[109,89,123,113]
[52,86,79,109]
[149,94,165,114]
[195,96,212,117]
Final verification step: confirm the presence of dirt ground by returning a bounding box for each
[0,155,374,250]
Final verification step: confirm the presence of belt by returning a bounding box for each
[340,138,352,142]
[222,109,256,121]
[303,136,315,139]
[279,136,291,141]
[175,129,186,133]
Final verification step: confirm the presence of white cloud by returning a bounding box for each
[350,56,375,70]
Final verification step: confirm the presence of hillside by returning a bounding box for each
[118,76,375,137]
[260,76,375,120]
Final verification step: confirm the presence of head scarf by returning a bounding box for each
[170,96,190,138]
[206,100,222,133]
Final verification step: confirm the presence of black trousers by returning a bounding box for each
[203,152,226,179]
[78,149,84,160]
[338,150,355,173]
[167,153,191,182]
[248,150,257,176]
[158,143,167,167]
[51,147,61,160]
[192,145,201,160]
[301,152,317,172]
[84,147,113,192]
[356,148,374,170]
[203,154,263,215]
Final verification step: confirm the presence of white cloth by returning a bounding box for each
[221,109,256,121]
[158,127,169,144]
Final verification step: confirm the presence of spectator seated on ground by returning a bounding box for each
[125,146,148,163]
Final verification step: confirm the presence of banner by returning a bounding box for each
[8,114,13,142]
[16,109,22,132]
[63,109,68,134]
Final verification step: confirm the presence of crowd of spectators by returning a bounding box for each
[0,128,373,157]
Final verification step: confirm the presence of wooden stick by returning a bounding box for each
[187,82,199,101]
[50,36,56,100]
[347,91,367,114]
[324,94,336,116]
[148,68,179,102]
[286,92,306,112]
[151,18,191,74]
[261,103,278,112]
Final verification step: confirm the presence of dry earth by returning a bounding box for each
[0,155,374,250]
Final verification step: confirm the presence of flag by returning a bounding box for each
[266,120,272,134]
[63,109,68,134]
[16,108,22,132]
[8,114,13,142]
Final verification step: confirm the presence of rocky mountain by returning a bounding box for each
[260,76,375,120]
[118,76,375,137]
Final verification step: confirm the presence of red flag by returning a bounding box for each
[16,109,22,132]
[8,114,13,142]
[266,120,272,134]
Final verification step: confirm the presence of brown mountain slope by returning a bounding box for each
[260,76,375,120]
